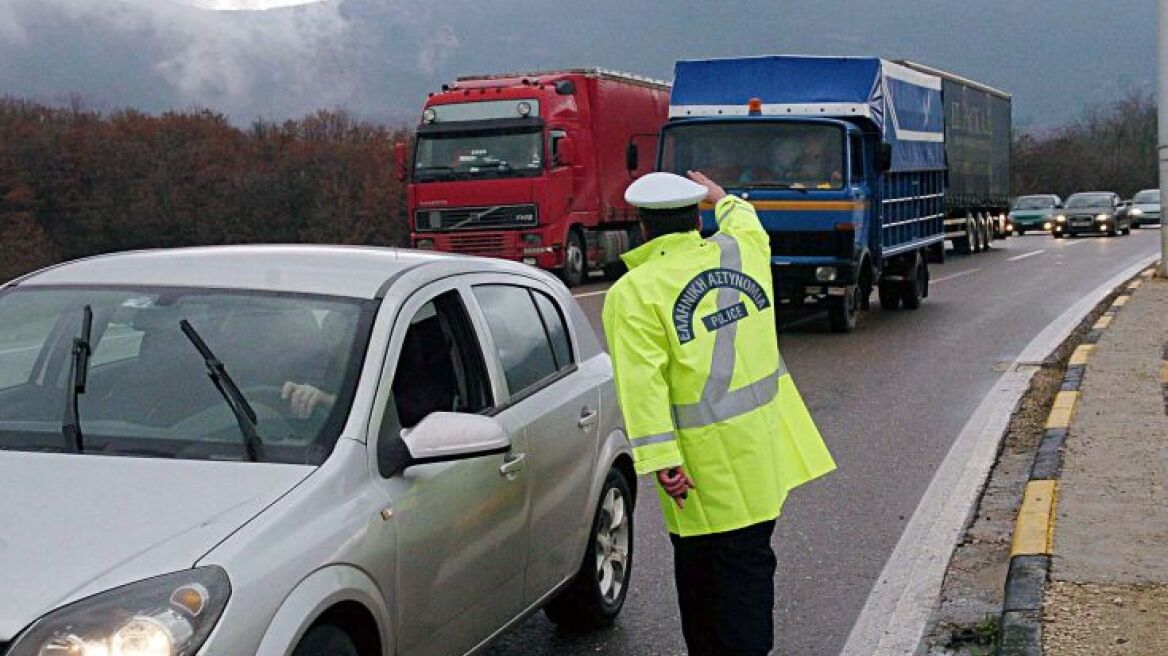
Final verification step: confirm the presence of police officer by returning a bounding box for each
[602,171,836,656]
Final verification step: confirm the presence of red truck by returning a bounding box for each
[399,69,670,285]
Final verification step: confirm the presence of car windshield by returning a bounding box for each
[414,127,543,182]
[662,122,846,190]
[1065,194,1112,209]
[1013,196,1055,210]
[1133,190,1161,204]
[0,286,372,464]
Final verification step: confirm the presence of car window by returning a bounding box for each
[392,290,492,429]
[473,284,560,396]
[531,290,574,371]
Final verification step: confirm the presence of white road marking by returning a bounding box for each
[930,268,981,284]
[572,289,610,299]
[841,252,1159,655]
[1007,249,1046,262]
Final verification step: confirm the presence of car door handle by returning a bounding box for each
[499,452,526,479]
[577,408,598,429]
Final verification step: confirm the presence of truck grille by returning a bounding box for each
[768,230,847,258]
[415,204,538,232]
[449,233,507,256]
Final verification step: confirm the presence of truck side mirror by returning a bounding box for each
[625,143,639,172]
[877,142,893,173]
[394,142,408,182]
[557,137,577,167]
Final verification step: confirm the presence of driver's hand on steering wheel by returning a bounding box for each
[281,381,336,419]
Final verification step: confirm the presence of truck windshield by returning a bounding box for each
[414,128,543,182]
[662,122,845,190]
[1012,196,1055,210]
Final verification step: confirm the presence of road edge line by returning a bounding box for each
[839,253,1158,656]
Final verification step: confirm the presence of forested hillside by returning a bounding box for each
[0,99,410,280]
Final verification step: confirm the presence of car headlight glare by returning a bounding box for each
[815,266,838,282]
[11,568,230,656]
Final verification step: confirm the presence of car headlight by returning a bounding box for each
[9,567,230,656]
[1043,222,1052,230]
[815,266,838,282]
[1096,214,1109,222]
[1129,208,1143,216]
[1055,215,1066,223]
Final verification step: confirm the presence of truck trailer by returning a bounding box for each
[659,55,1012,331]
[401,69,670,286]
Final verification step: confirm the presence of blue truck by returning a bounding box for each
[657,56,1011,331]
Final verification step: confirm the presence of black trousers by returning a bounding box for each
[669,519,778,656]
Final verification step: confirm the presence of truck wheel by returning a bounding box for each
[545,468,633,629]
[878,281,901,310]
[901,257,928,310]
[828,286,859,333]
[602,260,627,281]
[561,229,587,287]
[981,215,993,249]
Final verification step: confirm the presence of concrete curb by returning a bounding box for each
[996,265,1159,655]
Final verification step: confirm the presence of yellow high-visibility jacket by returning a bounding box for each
[602,195,836,537]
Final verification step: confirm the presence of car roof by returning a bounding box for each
[9,245,553,300]
[1068,191,1115,197]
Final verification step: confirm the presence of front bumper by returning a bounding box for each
[412,230,563,268]
[772,260,858,300]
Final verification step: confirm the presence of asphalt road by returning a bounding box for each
[486,228,1163,656]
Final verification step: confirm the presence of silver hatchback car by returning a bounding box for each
[0,246,634,656]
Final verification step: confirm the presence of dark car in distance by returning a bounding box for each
[1052,192,1131,238]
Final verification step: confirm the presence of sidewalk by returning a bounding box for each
[1042,273,1168,654]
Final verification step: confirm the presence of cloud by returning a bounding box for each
[176,0,328,9]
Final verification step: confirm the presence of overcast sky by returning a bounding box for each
[0,0,1157,129]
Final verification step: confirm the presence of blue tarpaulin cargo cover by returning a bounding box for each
[670,56,944,172]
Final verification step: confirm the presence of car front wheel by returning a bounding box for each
[544,468,634,629]
[291,624,360,656]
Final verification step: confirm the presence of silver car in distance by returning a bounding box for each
[0,246,635,656]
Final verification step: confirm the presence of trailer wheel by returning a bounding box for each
[561,229,587,287]
[828,285,859,333]
[953,217,973,255]
[972,216,985,253]
[981,214,993,249]
[901,256,928,310]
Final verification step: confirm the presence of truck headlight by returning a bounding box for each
[415,238,436,250]
[422,108,437,124]
[9,568,230,656]
[815,266,838,282]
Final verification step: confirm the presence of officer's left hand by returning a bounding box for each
[657,467,695,508]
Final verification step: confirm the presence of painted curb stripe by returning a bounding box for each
[1045,390,1079,429]
[1068,345,1094,367]
[1011,480,1058,556]
[1092,315,1112,330]
[1112,295,1129,307]
[1160,362,1168,386]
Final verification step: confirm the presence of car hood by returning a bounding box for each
[1064,208,1110,217]
[1133,203,1160,212]
[0,451,312,640]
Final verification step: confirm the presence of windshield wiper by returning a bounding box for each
[179,320,264,462]
[61,305,93,453]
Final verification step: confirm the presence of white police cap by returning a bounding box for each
[625,172,707,209]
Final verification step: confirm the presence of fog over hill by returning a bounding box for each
[0,0,1156,128]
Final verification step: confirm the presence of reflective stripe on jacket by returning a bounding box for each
[602,195,836,537]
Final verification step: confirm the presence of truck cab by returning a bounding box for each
[660,115,885,320]
[404,70,669,286]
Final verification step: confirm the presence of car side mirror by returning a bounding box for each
[625,143,639,172]
[557,137,577,167]
[877,142,893,173]
[401,412,510,466]
[394,141,408,182]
